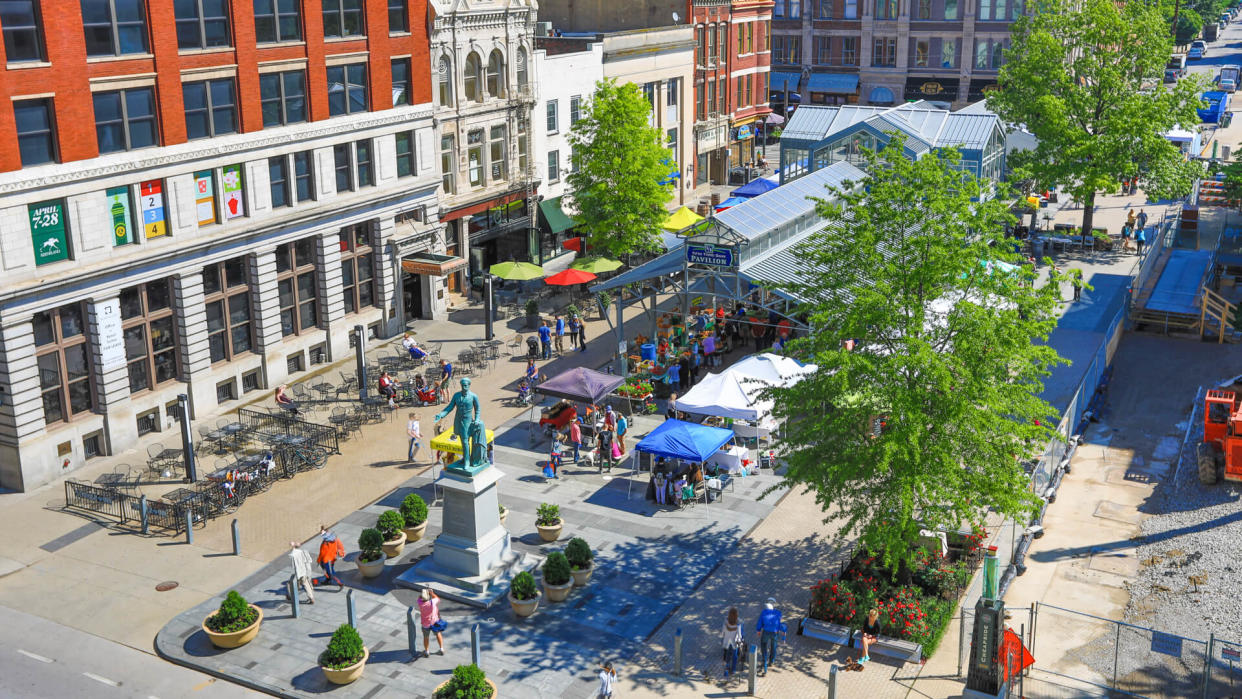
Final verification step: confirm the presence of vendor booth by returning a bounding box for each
[675,370,773,421]
[632,419,738,499]
[530,366,626,443]
[729,353,817,388]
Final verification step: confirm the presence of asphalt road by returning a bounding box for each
[1185,17,1242,85]
[0,605,258,698]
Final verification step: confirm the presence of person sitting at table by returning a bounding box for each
[690,463,705,487]
[275,384,299,415]
[378,370,399,408]
[653,471,668,505]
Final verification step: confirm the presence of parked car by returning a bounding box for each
[1223,77,1238,93]
[1190,45,1206,60]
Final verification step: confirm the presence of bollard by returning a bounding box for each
[407,607,419,659]
[347,589,357,629]
[747,644,758,696]
[674,628,683,676]
[827,664,838,699]
[288,575,300,618]
[184,509,193,544]
[958,610,967,677]
[139,494,149,535]
[231,519,241,556]
[471,623,481,668]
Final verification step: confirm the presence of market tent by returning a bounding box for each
[534,366,625,404]
[714,196,748,211]
[663,206,704,232]
[634,419,735,462]
[731,177,779,198]
[729,353,817,388]
[675,370,774,421]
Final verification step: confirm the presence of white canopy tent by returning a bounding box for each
[728,353,817,388]
[675,370,774,421]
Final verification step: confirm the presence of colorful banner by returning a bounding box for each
[139,179,167,239]
[221,164,244,220]
[106,186,134,246]
[194,170,216,226]
[29,200,69,265]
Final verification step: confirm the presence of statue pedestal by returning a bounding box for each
[395,464,538,608]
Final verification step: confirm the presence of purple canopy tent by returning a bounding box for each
[528,366,626,444]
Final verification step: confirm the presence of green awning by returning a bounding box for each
[538,196,578,234]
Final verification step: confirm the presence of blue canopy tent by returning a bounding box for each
[731,177,779,198]
[630,419,735,499]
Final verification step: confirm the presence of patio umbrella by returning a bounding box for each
[489,261,545,280]
[765,113,785,125]
[544,268,598,286]
[571,256,623,274]
[663,206,704,232]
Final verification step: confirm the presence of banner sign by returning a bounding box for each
[194,171,216,226]
[29,200,69,265]
[221,164,244,220]
[106,186,134,246]
[686,243,735,267]
[139,179,167,239]
[1151,632,1183,658]
[96,297,125,370]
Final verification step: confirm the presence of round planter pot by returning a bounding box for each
[435,677,498,698]
[508,591,540,618]
[543,578,574,603]
[536,520,563,543]
[202,605,263,649]
[320,647,368,685]
[403,521,428,543]
[356,553,388,578]
[570,562,593,587]
[382,531,407,558]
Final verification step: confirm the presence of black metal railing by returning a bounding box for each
[65,480,188,534]
[235,408,340,454]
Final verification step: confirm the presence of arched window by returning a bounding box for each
[464,52,482,102]
[437,57,454,107]
[516,47,529,89]
[487,49,505,98]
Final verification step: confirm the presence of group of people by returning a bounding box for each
[1121,208,1149,255]
[720,598,785,678]
[537,314,587,359]
[376,359,455,409]
[545,403,627,477]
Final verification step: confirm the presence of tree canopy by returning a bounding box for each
[768,137,1066,569]
[566,79,674,258]
[987,0,1204,236]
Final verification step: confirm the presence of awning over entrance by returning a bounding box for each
[770,72,801,92]
[806,73,859,94]
[402,253,467,275]
[538,196,577,234]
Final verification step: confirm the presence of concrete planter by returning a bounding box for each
[536,520,563,542]
[542,578,573,602]
[356,553,388,578]
[403,521,428,543]
[320,647,368,685]
[202,605,263,649]
[570,562,593,587]
[382,531,407,558]
[435,677,498,698]
[508,591,540,618]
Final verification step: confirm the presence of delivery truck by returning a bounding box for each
[1199,90,1231,123]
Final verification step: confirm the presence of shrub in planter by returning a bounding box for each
[401,493,429,527]
[542,551,574,602]
[434,663,495,699]
[358,528,384,564]
[319,624,368,684]
[565,537,594,586]
[525,299,540,317]
[536,503,560,527]
[378,510,405,541]
[510,570,538,601]
[874,587,931,642]
[205,590,259,634]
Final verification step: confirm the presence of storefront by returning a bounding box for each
[967,78,1000,103]
[806,73,859,106]
[696,119,730,184]
[904,77,960,104]
[401,253,466,322]
[441,189,532,293]
[536,196,579,265]
[730,122,757,171]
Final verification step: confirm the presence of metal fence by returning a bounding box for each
[1206,636,1242,698]
[64,480,187,534]
[235,408,340,454]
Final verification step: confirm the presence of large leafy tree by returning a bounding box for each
[988,0,1204,237]
[566,79,674,258]
[768,138,1066,569]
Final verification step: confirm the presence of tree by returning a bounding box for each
[566,79,674,258]
[988,0,1204,238]
[767,137,1067,570]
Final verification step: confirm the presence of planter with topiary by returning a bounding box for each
[565,537,594,587]
[525,299,540,329]
[434,663,497,698]
[377,509,407,557]
[202,590,262,649]
[508,570,540,618]
[499,502,508,527]
[356,528,387,578]
[401,493,429,542]
[542,551,574,602]
[535,503,562,542]
[319,624,368,685]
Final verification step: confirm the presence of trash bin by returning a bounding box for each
[641,343,657,362]
[1032,238,1045,260]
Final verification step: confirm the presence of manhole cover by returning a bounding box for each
[155,581,179,592]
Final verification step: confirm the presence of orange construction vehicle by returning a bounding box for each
[1197,389,1242,484]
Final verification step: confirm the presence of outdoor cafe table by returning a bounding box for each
[162,488,198,505]
[705,445,748,475]
[269,434,310,447]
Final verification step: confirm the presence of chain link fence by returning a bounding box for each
[1205,636,1242,698]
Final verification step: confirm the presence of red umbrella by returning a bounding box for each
[562,237,583,252]
[544,268,597,286]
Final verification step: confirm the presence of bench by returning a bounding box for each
[799,617,851,646]
[850,629,923,664]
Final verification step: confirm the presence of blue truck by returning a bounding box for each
[1199,91,1231,123]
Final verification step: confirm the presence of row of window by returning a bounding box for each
[773,0,1021,20]
[0,0,411,63]
[694,21,771,68]
[14,59,414,166]
[776,36,1002,69]
[696,73,767,120]
[434,49,529,108]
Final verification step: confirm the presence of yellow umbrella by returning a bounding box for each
[662,206,704,232]
[571,256,624,273]
[430,428,496,455]
[489,261,545,280]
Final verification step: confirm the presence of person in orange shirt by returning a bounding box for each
[314,525,345,588]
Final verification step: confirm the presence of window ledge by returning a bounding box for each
[6,61,51,70]
[257,40,307,48]
[86,53,154,63]
[389,31,412,37]
[177,46,235,56]
[325,36,367,43]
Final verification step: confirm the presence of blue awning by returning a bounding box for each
[868,86,896,104]
[731,177,779,198]
[770,72,801,92]
[806,73,859,94]
[659,157,681,185]
[634,419,735,462]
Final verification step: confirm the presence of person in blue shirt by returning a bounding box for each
[1135,226,1147,256]
[437,358,453,395]
[538,320,552,360]
[754,598,782,675]
[554,314,566,354]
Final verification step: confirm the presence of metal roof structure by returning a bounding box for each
[782,100,1002,151]
[714,162,867,241]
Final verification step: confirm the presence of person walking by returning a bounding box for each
[859,608,881,664]
[666,392,678,421]
[554,314,566,354]
[417,589,446,657]
[1136,225,1147,255]
[577,315,588,352]
[568,315,581,351]
[597,426,615,472]
[549,433,564,478]
[754,598,783,675]
[288,541,315,604]
[314,526,345,588]
[1136,209,1148,233]
[1126,208,1137,233]
[569,419,583,463]
[538,320,552,360]
[597,661,617,699]
[616,413,628,453]
[722,607,743,678]
[407,412,422,462]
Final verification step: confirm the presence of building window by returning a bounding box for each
[120,279,179,393]
[814,36,831,65]
[547,150,559,181]
[696,83,704,121]
[517,118,528,175]
[93,87,157,153]
[788,0,802,17]
[818,0,833,17]
[667,77,679,106]
[294,150,315,201]
[242,369,261,392]
[705,81,715,117]
[388,0,407,32]
[193,170,218,226]
[437,57,454,107]
[873,37,896,66]
[569,96,581,125]
[844,0,858,18]
[707,23,717,65]
[716,77,725,114]
[486,49,505,98]
[773,35,800,65]
[570,148,579,174]
[695,26,703,67]
[914,40,928,67]
[82,0,149,56]
[202,257,252,363]
[396,131,415,177]
[842,37,858,65]
[327,63,368,116]
[875,0,897,19]
[15,99,56,166]
[183,78,237,140]
[356,139,374,187]
[975,39,1005,69]
[980,0,993,20]
[334,143,353,192]
[917,0,931,18]
[216,380,237,403]
[667,128,678,164]
[517,47,529,89]
[260,70,306,126]
[84,432,103,458]
[546,99,558,133]
[944,0,957,19]
[175,0,231,50]
[339,223,375,315]
[489,125,507,182]
[34,303,93,424]
[464,52,482,102]
[322,0,364,38]
[254,0,301,42]
[270,156,290,208]
[275,238,318,336]
[467,129,484,187]
[441,134,455,194]
[942,39,957,67]
[392,58,411,106]
[2,1,43,62]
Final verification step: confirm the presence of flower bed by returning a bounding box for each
[808,527,987,658]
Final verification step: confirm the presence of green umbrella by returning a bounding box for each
[571,256,624,274]
[489,261,545,280]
